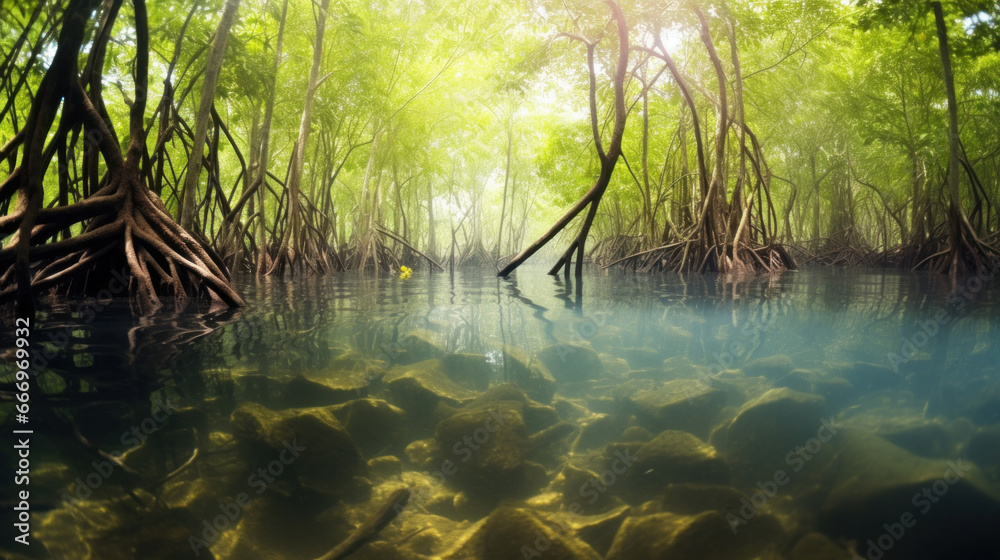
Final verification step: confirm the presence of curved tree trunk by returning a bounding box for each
[917,2,998,280]
[498,0,630,278]
[178,0,241,230]
[268,0,331,276]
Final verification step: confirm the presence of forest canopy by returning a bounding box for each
[2,0,999,310]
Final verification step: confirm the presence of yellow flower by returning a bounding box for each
[399,266,412,280]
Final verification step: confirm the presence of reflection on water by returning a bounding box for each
[2,267,1000,559]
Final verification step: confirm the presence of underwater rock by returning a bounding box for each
[387,505,470,558]
[230,402,367,495]
[283,373,372,408]
[881,423,955,459]
[788,532,854,560]
[620,425,655,442]
[571,413,622,452]
[598,354,631,379]
[775,369,856,411]
[404,438,440,469]
[441,506,603,560]
[624,379,728,438]
[368,455,404,479]
[616,347,662,369]
[537,343,602,381]
[661,483,751,515]
[722,388,828,483]
[441,353,494,391]
[329,398,408,456]
[560,505,631,557]
[625,430,730,490]
[329,349,385,372]
[395,329,447,365]
[209,492,356,560]
[500,345,557,403]
[964,425,1000,475]
[604,510,784,560]
[660,325,694,354]
[608,378,657,400]
[34,498,204,560]
[553,397,592,422]
[743,354,795,379]
[588,328,624,352]
[971,391,1000,426]
[224,373,291,410]
[828,361,902,392]
[433,404,543,499]
[528,421,577,460]
[452,384,561,434]
[840,406,958,459]
[660,356,702,380]
[818,429,1000,559]
[547,463,628,513]
[384,360,478,425]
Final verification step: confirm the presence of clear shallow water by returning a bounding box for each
[3,267,1000,559]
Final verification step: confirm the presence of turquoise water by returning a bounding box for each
[2,267,1000,559]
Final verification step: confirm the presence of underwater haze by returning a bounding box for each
[3,267,1000,560]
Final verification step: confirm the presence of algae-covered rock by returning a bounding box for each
[788,532,853,560]
[441,352,494,391]
[604,510,784,560]
[395,329,446,365]
[965,425,1000,475]
[616,347,662,369]
[383,360,478,423]
[661,483,751,515]
[368,455,404,479]
[547,463,624,512]
[329,398,408,456]
[563,505,631,557]
[35,500,207,560]
[743,354,795,379]
[589,330,625,352]
[571,413,621,452]
[283,373,372,408]
[230,402,367,495]
[818,429,1000,559]
[453,384,560,434]
[208,493,355,560]
[840,406,957,458]
[442,507,603,560]
[828,361,902,392]
[775,368,855,410]
[660,356,701,380]
[627,430,730,489]
[404,438,440,469]
[722,388,828,483]
[537,343,602,381]
[624,379,728,438]
[433,404,542,498]
[501,345,557,403]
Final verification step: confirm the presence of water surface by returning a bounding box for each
[3,267,1000,559]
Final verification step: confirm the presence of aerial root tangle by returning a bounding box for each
[606,235,795,275]
[0,0,243,313]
